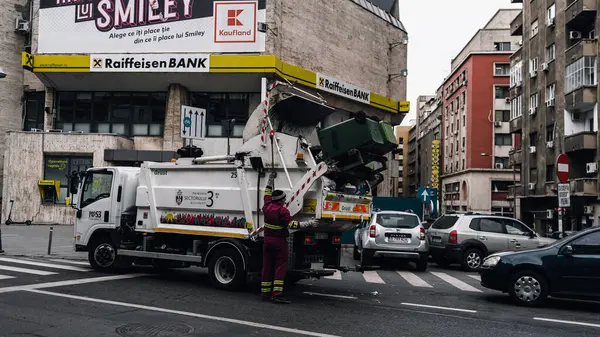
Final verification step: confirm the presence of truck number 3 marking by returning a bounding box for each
[207,191,214,207]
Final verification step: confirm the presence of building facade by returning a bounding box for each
[416,93,442,190]
[508,0,599,234]
[1,0,409,225]
[406,121,418,197]
[395,126,411,196]
[440,9,522,215]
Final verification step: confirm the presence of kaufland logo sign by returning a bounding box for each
[214,1,257,43]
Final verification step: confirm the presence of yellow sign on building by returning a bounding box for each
[431,140,440,189]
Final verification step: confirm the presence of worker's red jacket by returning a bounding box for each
[262,184,299,238]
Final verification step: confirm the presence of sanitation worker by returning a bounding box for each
[261,170,318,304]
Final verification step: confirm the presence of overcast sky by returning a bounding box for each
[399,0,521,125]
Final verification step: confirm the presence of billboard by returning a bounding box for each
[431,140,440,189]
[37,0,266,54]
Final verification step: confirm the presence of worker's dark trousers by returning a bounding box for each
[261,236,289,297]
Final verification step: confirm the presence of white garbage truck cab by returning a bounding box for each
[71,80,399,290]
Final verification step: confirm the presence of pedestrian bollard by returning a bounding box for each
[47,226,53,255]
[0,223,4,254]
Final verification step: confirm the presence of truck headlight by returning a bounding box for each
[482,256,501,268]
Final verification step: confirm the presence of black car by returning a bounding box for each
[480,226,600,306]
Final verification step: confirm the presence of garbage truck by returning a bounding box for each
[69,80,399,290]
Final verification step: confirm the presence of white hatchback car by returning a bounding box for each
[353,211,429,271]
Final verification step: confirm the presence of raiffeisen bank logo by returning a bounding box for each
[214,1,257,43]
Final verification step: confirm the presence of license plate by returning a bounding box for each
[390,237,411,243]
[315,233,328,240]
[432,237,442,243]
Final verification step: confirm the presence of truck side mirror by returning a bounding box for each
[69,175,79,195]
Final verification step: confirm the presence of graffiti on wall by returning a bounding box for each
[160,212,247,228]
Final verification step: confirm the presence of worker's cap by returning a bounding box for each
[272,190,286,201]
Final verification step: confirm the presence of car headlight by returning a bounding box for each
[482,256,501,268]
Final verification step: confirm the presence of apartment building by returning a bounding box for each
[407,121,418,197]
[395,126,411,196]
[441,9,522,214]
[508,0,599,234]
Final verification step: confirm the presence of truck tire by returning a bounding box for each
[207,247,247,291]
[88,236,119,272]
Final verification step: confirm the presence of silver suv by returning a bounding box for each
[427,212,555,272]
[353,211,429,271]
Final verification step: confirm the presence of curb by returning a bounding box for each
[0,252,87,261]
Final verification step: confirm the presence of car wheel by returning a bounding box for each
[508,270,549,307]
[353,245,360,260]
[461,248,483,272]
[415,255,428,272]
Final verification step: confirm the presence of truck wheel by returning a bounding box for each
[88,236,119,272]
[207,247,246,291]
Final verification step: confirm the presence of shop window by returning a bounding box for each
[23,91,45,131]
[56,92,166,136]
[189,93,251,137]
[44,156,93,204]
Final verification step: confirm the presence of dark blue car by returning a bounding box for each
[480,226,600,306]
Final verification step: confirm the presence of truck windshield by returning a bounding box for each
[80,171,113,208]
[376,214,419,228]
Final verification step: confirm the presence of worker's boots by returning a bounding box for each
[270,295,291,304]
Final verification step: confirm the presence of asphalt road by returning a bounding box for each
[0,256,598,337]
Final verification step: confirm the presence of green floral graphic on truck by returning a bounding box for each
[160,212,247,228]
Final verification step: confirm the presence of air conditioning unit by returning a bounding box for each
[454,130,458,135]
[529,146,536,154]
[586,162,598,174]
[570,31,582,40]
[546,98,555,107]
[530,70,538,78]
[547,17,555,27]
[495,163,504,169]
[505,97,511,103]
[494,121,502,127]
[14,18,30,33]
[546,209,553,219]
[29,128,43,132]
[529,107,537,115]
[47,129,63,133]
[546,140,554,148]
[517,39,523,46]
[528,183,536,190]
[541,63,549,72]
[572,112,583,121]
[584,205,595,214]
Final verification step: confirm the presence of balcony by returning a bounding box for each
[566,39,597,64]
[509,148,523,165]
[570,177,597,196]
[510,116,523,132]
[510,11,523,36]
[566,0,597,26]
[565,87,597,112]
[565,131,597,152]
[507,184,522,199]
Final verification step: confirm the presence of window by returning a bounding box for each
[494,42,511,51]
[462,136,465,147]
[546,124,555,141]
[529,93,538,110]
[504,219,531,236]
[529,57,539,74]
[494,157,509,168]
[462,115,465,125]
[546,4,555,26]
[511,94,523,119]
[56,92,166,136]
[531,19,539,37]
[80,170,114,209]
[491,180,510,192]
[495,86,509,99]
[495,110,510,122]
[494,63,510,76]
[529,132,537,146]
[44,156,93,204]
[565,56,597,94]
[546,165,555,182]
[189,93,251,137]
[546,44,556,62]
[495,134,512,146]
[431,215,458,229]
[570,231,600,255]
[545,83,556,103]
[462,159,465,169]
[23,92,45,131]
[529,168,537,182]
[478,219,505,233]
[510,61,523,87]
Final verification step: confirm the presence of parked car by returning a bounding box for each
[426,213,555,272]
[480,226,600,306]
[353,211,429,271]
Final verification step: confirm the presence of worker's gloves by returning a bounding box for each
[299,218,319,228]
[267,170,277,186]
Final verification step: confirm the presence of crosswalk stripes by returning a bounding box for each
[429,272,482,292]
[49,259,90,266]
[397,271,432,288]
[0,257,92,281]
[0,275,16,280]
[0,257,90,272]
[0,265,58,276]
[468,274,480,281]
[324,270,342,280]
[362,270,385,284]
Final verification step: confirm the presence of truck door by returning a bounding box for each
[75,169,118,245]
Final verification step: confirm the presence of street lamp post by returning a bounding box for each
[0,66,5,253]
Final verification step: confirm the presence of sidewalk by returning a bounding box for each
[0,225,86,260]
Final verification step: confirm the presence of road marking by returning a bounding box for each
[362,271,385,284]
[49,259,90,266]
[28,289,340,337]
[430,272,482,292]
[397,271,432,287]
[0,265,57,276]
[401,302,477,313]
[324,270,342,280]
[0,257,90,272]
[303,292,357,300]
[534,317,600,328]
[0,274,147,294]
[468,275,480,281]
[0,274,15,280]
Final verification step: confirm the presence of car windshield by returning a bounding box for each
[547,228,589,247]
[376,214,419,228]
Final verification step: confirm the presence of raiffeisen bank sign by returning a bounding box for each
[37,0,266,53]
